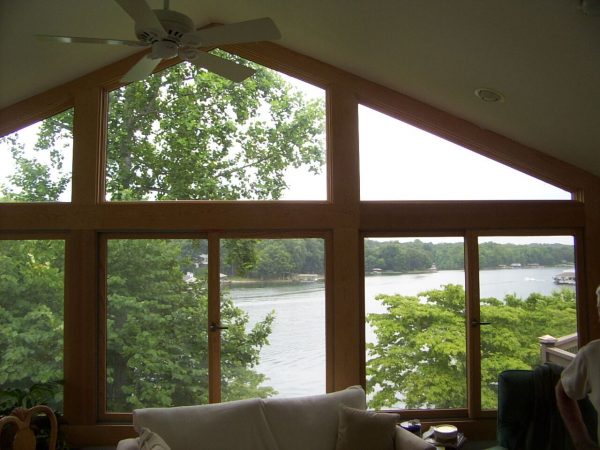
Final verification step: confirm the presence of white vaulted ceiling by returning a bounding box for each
[1,0,599,177]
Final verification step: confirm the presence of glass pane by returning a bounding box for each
[106,238,209,411]
[0,110,73,202]
[358,105,571,200]
[365,237,466,410]
[478,236,577,410]
[220,238,325,400]
[0,239,65,410]
[106,54,326,201]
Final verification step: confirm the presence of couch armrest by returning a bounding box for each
[394,426,436,450]
[117,438,138,450]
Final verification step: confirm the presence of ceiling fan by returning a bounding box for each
[37,0,281,83]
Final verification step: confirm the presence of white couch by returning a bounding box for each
[116,386,434,450]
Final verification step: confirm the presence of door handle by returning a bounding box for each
[210,322,229,332]
[471,320,491,326]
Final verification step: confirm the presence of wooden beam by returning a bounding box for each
[328,85,361,390]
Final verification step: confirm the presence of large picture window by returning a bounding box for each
[478,235,577,409]
[104,238,211,411]
[365,237,466,410]
[364,234,577,414]
[221,238,326,399]
[103,235,326,413]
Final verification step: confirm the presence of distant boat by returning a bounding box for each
[553,270,576,285]
[427,264,438,273]
[296,273,320,282]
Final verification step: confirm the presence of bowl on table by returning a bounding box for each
[432,424,458,442]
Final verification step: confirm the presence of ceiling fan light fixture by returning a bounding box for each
[180,47,199,61]
[475,88,505,103]
[181,33,203,47]
[152,40,178,59]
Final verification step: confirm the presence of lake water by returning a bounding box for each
[226,266,574,398]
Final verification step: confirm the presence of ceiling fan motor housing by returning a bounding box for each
[135,9,194,44]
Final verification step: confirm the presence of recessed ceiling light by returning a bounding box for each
[475,88,505,103]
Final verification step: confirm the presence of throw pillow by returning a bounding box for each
[335,405,399,450]
[138,427,171,450]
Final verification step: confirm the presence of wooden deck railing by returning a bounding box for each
[538,333,578,367]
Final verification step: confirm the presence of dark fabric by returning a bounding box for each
[497,370,535,449]
[496,363,598,450]
[527,362,569,450]
[579,396,598,444]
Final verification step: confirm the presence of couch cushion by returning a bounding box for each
[133,398,278,450]
[335,405,398,450]
[262,385,367,450]
[394,426,436,450]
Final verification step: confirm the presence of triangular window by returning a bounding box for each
[359,105,571,200]
[0,109,73,202]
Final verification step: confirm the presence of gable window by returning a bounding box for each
[0,109,73,203]
[358,105,572,201]
[105,54,326,202]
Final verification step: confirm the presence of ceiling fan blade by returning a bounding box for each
[183,17,281,48]
[114,0,165,35]
[37,34,145,47]
[186,51,255,82]
[121,54,162,83]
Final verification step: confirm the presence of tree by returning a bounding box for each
[0,55,325,409]
[0,112,72,202]
[253,240,295,280]
[105,52,325,201]
[0,240,64,399]
[366,284,576,410]
[362,239,573,272]
[221,240,258,277]
[247,239,324,280]
[106,239,275,410]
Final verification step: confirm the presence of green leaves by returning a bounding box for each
[364,239,573,272]
[366,284,577,410]
[0,240,65,397]
[0,110,73,202]
[0,380,63,414]
[105,239,276,410]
